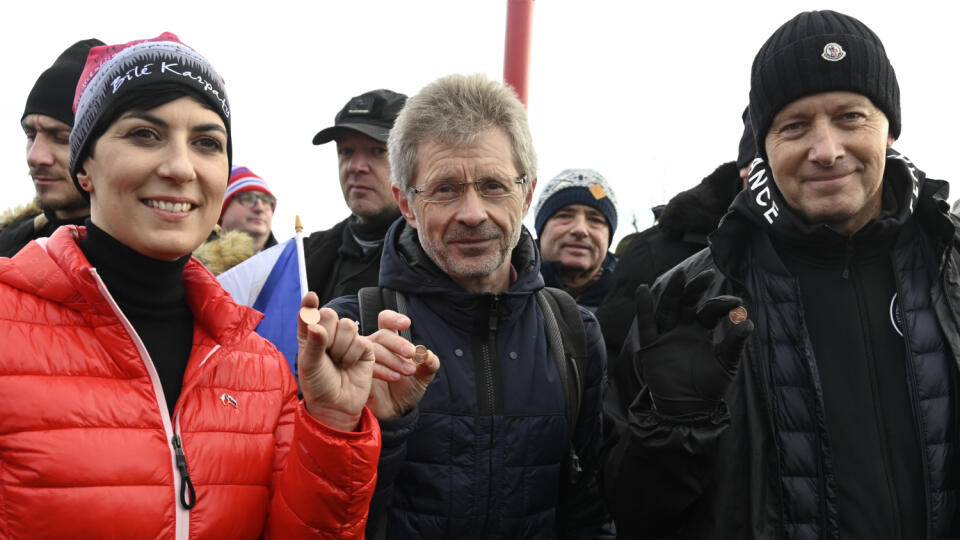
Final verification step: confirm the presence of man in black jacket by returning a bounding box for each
[605,10,959,539]
[303,89,407,305]
[0,38,103,257]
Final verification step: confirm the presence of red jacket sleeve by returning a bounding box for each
[265,399,381,539]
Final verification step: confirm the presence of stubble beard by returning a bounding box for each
[355,203,401,227]
[418,221,522,280]
[31,166,88,217]
[37,188,89,217]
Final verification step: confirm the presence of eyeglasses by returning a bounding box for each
[407,175,528,204]
[234,191,276,209]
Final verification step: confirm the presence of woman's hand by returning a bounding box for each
[297,292,376,431]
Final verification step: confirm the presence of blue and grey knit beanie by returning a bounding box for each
[534,169,618,240]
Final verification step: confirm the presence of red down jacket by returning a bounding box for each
[0,226,380,539]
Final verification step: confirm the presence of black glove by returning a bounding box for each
[635,269,754,417]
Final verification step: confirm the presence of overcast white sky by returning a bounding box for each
[3,1,958,248]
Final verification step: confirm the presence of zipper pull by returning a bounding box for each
[488,296,499,331]
[172,434,197,509]
[841,240,855,280]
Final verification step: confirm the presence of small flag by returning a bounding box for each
[218,218,308,376]
[220,393,239,409]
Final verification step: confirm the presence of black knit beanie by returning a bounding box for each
[736,107,756,170]
[22,38,104,127]
[749,10,900,158]
[70,33,231,188]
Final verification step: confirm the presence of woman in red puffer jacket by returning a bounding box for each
[0,33,427,539]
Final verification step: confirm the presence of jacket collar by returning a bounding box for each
[0,199,42,232]
[709,149,951,279]
[380,218,543,294]
[0,226,262,346]
[539,251,616,305]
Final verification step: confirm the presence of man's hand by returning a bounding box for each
[364,310,440,419]
[635,269,754,417]
[297,292,376,431]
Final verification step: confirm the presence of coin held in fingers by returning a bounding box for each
[299,306,322,326]
[729,306,748,325]
[413,345,428,364]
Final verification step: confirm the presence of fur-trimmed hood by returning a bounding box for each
[657,161,742,239]
[0,200,43,233]
[192,226,255,275]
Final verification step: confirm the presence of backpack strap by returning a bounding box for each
[358,286,412,341]
[536,286,588,484]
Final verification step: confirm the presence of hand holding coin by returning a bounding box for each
[296,292,375,432]
[362,311,441,419]
[299,306,322,326]
[413,345,428,364]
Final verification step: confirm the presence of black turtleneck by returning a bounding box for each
[80,222,193,417]
[771,184,925,540]
[40,211,88,235]
[347,212,399,256]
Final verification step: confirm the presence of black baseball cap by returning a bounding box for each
[312,88,407,145]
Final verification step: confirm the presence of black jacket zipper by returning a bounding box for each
[172,434,196,510]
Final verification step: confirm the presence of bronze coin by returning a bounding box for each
[413,345,428,364]
[729,306,748,325]
[299,307,322,326]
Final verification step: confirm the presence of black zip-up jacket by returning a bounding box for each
[303,214,395,306]
[604,150,959,539]
[0,203,87,258]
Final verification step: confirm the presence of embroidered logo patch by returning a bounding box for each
[220,393,239,409]
[589,183,608,200]
[821,42,846,62]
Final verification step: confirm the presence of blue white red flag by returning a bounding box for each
[218,231,308,376]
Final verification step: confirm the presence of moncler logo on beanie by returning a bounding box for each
[69,33,231,186]
[821,43,846,61]
[749,10,900,158]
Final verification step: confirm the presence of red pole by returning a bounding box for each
[503,0,534,108]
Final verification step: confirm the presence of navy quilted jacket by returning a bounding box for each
[604,152,959,539]
[328,219,613,539]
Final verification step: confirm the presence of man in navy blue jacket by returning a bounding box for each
[327,73,613,539]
